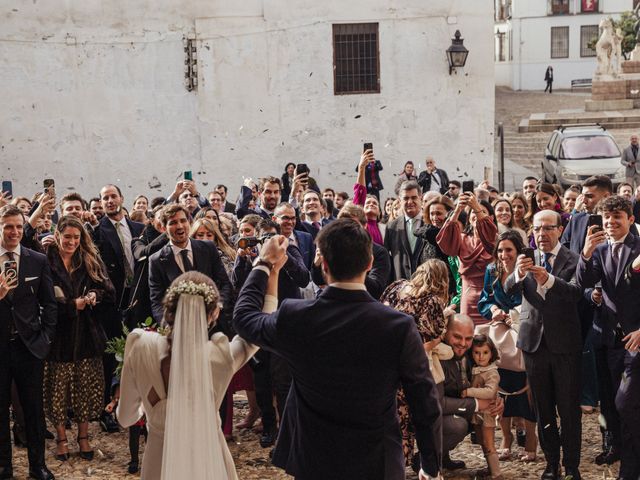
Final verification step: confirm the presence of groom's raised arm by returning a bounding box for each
[233,267,280,349]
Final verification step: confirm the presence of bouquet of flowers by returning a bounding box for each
[105,317,169,377]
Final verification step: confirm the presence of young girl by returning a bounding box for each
[462,334,502,479]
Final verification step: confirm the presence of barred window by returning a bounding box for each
[333,23,380,95]
[580,25,598,57]
[551,26,569,58]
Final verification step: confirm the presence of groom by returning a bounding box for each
[234,219,442,480]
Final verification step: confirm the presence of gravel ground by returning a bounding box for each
[10,398,619,479]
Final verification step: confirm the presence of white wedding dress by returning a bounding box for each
[117,294,273,479]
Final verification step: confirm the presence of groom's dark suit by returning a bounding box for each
[234,269,441,480]
[0,246,57,471]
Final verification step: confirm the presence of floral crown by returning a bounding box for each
[165,280,217,305]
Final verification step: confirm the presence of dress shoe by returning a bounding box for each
[127,460,139,474]
[541,463,560,480]
[259,429,277,448]
[28,465,54,480]
[597,447,620,465]
[99,413,120,433]
[564,467,581,480]
[77,435,94,460]
[12,424,27,448]
[0,466,13,480]
[442,452,465,470]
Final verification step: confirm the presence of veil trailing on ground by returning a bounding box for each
[161,293,226,479]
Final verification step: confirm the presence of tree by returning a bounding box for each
[587,12,638,59]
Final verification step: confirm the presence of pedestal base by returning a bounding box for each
[592,79,627,100]
[585,98,634,111]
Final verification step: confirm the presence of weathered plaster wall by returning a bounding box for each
[1,0,494,202]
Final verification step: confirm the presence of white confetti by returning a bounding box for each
[239,125,243,131]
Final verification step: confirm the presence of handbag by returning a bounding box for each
[475,308,525,372]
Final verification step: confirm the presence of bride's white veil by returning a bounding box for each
[161,293,227,479]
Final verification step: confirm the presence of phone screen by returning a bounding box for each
[184,171,193,181]
[522,247,536,262]
[587,214,603,233]
[462,180,474,193]
[2,181,12,198]
[2,260,18,283]
[363,142,373,153]
[43,178,55,194]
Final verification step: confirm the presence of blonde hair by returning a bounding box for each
[407,259,449,306]
[189,218,236,260]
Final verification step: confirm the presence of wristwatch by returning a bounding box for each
[252,257,274,271]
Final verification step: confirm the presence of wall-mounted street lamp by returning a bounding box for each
[446,30,469,75]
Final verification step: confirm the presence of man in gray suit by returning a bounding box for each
[384,180,424,281]
[621,134,640,188]
[505,210,583,480]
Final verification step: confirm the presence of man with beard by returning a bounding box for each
[91,184,144,432]
[236,177,282,220]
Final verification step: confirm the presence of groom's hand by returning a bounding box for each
[260,235,288,266]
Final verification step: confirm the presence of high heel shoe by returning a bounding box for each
[77,435,94,460]
[55,437,69,461]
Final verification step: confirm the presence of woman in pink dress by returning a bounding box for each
[436,192,497,325]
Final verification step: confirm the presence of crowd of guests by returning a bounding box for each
[1,153,640,480]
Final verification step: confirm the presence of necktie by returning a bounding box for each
[542,252,553,273]
[6,251,16,300]
[612,242,622,274]
[180,249,193,272]
[407,218,417,252]
[312,221,321,231]
[115,222,134,286]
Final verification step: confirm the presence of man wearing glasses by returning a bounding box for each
[273,202,314,270]
[505,210,583,480]
[446,181,461,201]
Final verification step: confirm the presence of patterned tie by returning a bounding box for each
[180,249,193,272]
[407,217,417,252]
[542,252,553,273]
[6,251,16,300]
[612,242,622,274]
[115,222,134,286]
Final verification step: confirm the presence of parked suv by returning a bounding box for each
[542,124,625,189]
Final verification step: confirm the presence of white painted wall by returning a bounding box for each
[497,0,633,90]
[1,0,495,203]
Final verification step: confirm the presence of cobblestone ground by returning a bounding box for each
[11,398,619,479]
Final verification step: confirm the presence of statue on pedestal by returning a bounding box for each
[595,18,619,76]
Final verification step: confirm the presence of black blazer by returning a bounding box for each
[440,354,476,422]
[417,168,450,195]
[577,234,640,344]
[505,245,582,354]
[233,270,442,479]
[126,227,169,328]
[148,239,233,322]
[223,200,236,215]
[91,215,145,309]
[0,247,57,360]
[384,215,424,281]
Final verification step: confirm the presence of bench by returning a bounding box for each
[571,78,592,89]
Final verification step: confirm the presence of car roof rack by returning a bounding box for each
[558,123,605,132]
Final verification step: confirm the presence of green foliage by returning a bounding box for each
[104,317,160,378]
[586,12,638,59]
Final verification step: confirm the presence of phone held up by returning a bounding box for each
[1,181,12,198]
[363,142,373,153]
[522,247,536,263]
[462,180,474,194]
[587,214,603,233]
[183,171,193,181]
[2,260,18,286]
[43,178,55,195]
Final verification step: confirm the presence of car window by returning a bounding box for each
[559,136,620,160]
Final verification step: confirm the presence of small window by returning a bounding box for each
[551,26,569,58]
[333,23,380,95]
[581,0,598,12]
[551,0,570,15]
[580,25,598,57]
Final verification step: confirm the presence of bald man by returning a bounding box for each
[439,315,501,470]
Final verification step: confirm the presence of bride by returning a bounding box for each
[117,251,285,479]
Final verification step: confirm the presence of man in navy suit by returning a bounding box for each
[577,196,640,479]
[234,219,442,480]
[0,205,57,480]
[274,202,314,270]
[91,184,145,432]
[148,204,233,323]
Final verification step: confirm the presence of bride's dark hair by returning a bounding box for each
[162,271,220,330]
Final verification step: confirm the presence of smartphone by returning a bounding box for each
[462,180,474,193]
[2,260,18,284]
[587,214,603,233]
[522,247,536,263]
[183,171,193,181]
[363,142,373,153]
[295,163,310,177]
[1,181,12,198]
[43,178,55,194]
